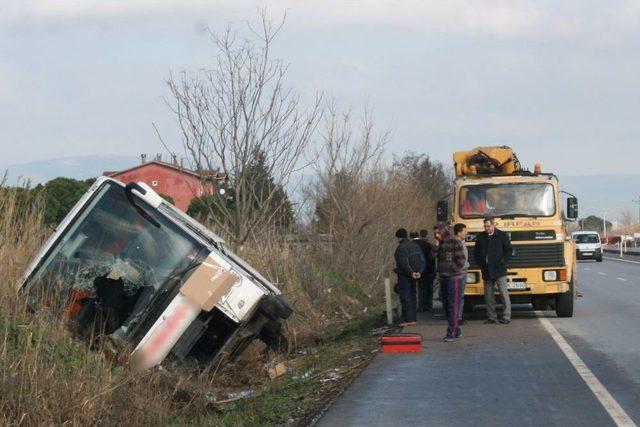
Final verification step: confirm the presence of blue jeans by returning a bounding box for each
[458,275,467,321]
[442,275,466,338]
[418,274,435,311]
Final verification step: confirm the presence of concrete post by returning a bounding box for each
[620,236,624,257]
[384,278,393,325]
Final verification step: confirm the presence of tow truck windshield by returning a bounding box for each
[25,181,205,336]
[459,183,556,219]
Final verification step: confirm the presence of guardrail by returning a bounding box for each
[603,247,640,259]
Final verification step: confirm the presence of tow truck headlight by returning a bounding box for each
[543,270,557,281]
[466,272,479,284]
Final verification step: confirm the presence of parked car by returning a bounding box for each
[571,231,603,262]
[19,177,292,371]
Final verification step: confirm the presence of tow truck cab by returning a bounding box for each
[438,146,578,317]
[19,177,292,371]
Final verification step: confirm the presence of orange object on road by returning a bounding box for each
[381,333,422,353]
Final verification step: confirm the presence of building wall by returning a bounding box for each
[110,163,202,212]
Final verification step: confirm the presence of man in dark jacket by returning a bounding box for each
[474,217,513,324]
[436,222,467,341]
[394,228,425,326]
[414,229,436,312]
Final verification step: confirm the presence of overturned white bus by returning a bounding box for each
[19,177,292,371]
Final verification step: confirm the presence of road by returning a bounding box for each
[317,258,640,427]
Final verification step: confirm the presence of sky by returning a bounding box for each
[2,1,640,175]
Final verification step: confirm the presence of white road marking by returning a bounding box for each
[585,267,592,271]
[617,277,628,282]
[604,256,640,265]
[536,313,637,427]
[598,272,607,276]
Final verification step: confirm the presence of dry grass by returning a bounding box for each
[0,167,435,424]
[0,188,217,425]
[0,186,380,426]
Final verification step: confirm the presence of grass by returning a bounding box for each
[0,185,386,426]
[196,311,382,426]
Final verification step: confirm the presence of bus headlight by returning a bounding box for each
[543,270,557,281]
[466,272,479,284]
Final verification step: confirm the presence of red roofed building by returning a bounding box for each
[105,154,223,212]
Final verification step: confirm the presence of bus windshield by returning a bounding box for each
[25,181,205,337]
[459,183,556,219]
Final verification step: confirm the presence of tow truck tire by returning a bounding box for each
[463,300,475,314]
[596,254,603,262]
[555,282,574,318]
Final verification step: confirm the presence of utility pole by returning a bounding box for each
[600,210,608,241]
[633,197,640,231]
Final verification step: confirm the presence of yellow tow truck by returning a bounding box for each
[437,146,578,317]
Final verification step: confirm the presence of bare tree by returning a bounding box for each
[393,152,454,202]
[617,208,639,234]
[165,13,322,246]
[310,106,437,287]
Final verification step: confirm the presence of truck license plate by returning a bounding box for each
[508,281,527,290]
[582,252,593,256]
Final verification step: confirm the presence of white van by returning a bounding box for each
[571,231,603,262]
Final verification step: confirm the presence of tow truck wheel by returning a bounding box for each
[596,254,603,262]
[463,300,475,314]
[555,281,574,318]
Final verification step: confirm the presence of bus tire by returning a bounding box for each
[259,295,294,321]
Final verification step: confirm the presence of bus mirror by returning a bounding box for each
[566,197,578,220]
[436,200,448,222]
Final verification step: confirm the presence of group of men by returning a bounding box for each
[393,218,513,341]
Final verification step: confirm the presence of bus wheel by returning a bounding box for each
[555,282,574,318]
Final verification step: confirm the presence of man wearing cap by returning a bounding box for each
[394,228,425,326]
[414,229,437,312]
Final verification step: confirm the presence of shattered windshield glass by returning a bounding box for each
[459,183,556,219]
[26,181,205,338]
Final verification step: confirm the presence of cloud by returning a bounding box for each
[4,0,635,40]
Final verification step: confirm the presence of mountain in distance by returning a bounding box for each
[1,155,141,186]
[559,174,640,222]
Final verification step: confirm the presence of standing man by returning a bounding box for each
[475,217,513,324]
[453,224,469,325]
[436,222,467,341]
[433,224,447,319]
[394,228,425,327]
[414,229,436,312]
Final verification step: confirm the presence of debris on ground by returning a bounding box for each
[268,362,288,380]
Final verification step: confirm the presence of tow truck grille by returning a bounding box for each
[468,243,564,269]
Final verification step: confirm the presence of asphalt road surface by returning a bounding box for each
[317,258,640,427]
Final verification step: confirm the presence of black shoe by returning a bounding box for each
[455,327,462,338]
[484,319,498,324]
[499,318,511,324]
